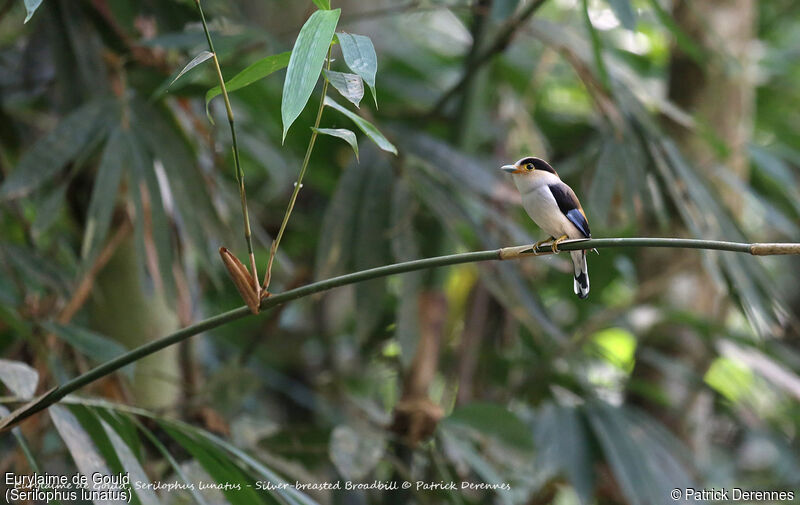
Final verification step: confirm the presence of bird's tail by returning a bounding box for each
[571,250,589,299]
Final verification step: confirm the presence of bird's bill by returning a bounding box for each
[500,164,522,174]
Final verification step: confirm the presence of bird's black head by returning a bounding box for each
[516,157,557,174]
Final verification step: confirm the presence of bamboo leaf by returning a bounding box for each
[127,129,176,299]
[23,0,44,23]
[391,178,422,365]
[607,0,637,31]
[32,185,67,238]
[0,359,38,399]
[312,127,359,160]
[281,9,341,141]
[323,69,364,107]
[444,402,535,451]
[585,402,696,505]
[163,424,268,505]
[81,127,127,262]
[100,418,159,505]
[337,32,378,107]
[131,418,211,505]
[534,403,594,504]
[205,51,290,120]
[0,99,111,200]
[169,50,213,87]
[314,160,368,280]
[50,405,113,486]
[41,322,131,374]
[354,159,393,340]
[324,96,397,154]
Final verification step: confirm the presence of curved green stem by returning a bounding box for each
[1,237,797,432]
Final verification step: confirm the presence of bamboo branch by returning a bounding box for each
[263,46,333,291]
[1,237,798,432]
[195,0,260,298]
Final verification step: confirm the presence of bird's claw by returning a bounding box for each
[551,235,569,254]
[531,239,551,255]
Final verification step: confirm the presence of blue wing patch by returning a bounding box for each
[548,183,591,238]
[566,209,591,238]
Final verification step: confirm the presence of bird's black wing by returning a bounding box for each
[548,183,591,238]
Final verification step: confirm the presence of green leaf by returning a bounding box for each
[314,160,369,280]
[81,127,126,262]
[323,69,364,107]
[205,51,290,120]
[0,359,38,399]
[163,423,267,505]
[23,0,44,23]
[311,0,330,9]
[646,0,705,63]
[41,322,131,373]
[391,178,422,366]
[312,127,359,160]
[323,96,397,154]
[281,9,341,141]
[99,417,159,505]
[443,402,535,451]
[583,0,610,90]
[169,50,213,87]
[607,0,637,31]
[585,402,696,505]
[32,185,67,238]
[337,32,378,107]
[127,129,176,299]
[131,418,211,505]
[354,159,393,340]
[0,99,111,200]
[589,141,623,227]
[50,405,113,484]
[534,403,594,505]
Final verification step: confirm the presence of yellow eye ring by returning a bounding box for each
[526,163,534,171]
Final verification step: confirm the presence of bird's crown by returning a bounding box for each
[514,157,557,174]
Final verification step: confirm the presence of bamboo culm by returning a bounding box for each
[1,237,798,432]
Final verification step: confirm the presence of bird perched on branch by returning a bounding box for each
[501,157,591,299]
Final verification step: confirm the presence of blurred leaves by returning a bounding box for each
[0,359,38,399]
[329,424,385,480]
[80,127,126,262]
[0,99,113,200]
[607,0,637,31]
[443,402,535,451]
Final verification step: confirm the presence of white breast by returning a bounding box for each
[513,172,581,239]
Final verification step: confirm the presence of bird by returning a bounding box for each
[500,156,591,299]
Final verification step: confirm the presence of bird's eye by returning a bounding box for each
[526,163,534,171]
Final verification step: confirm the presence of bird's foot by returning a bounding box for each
[531,238,553,255]
[551,234,569,253]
